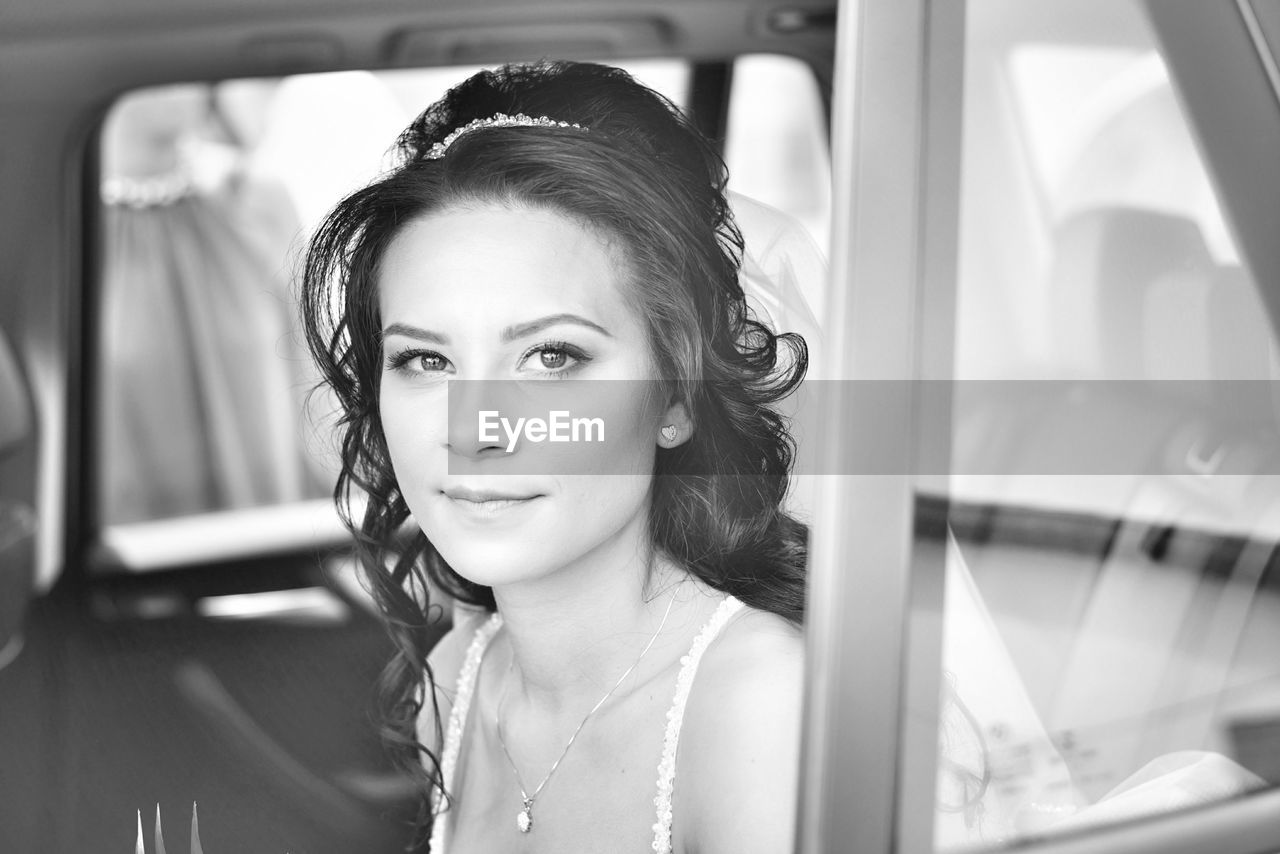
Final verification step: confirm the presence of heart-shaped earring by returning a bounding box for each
[660,425,679,444]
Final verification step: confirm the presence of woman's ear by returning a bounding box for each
[657,400,693,448]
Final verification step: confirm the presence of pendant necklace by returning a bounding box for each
[494,578,684,834]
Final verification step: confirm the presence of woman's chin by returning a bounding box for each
[425,535,553,589]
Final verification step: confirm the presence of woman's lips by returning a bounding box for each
[441,488,542,517]
[442,486,540,502]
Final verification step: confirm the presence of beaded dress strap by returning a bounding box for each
[429,611,505,854]
[651,596,746,854]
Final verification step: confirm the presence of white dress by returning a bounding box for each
[428,595,746,853]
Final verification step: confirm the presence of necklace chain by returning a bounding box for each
[494,579,685,833]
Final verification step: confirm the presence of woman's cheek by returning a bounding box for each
[380,384,448,498]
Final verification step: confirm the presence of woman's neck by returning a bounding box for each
[489,537,693,713]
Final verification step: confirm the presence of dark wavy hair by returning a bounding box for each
[299,60,809,851]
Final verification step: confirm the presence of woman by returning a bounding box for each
[300,60,809,853]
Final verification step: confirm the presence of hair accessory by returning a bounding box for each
[425,113,587,160]
[660,425,679,444]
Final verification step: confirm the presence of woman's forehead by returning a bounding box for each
[377,204,637,329]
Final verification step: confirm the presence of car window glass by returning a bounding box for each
[931,0,1280,848]
[725,53,831,319]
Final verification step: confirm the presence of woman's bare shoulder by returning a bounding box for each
[676,604,804,854]
[416,607,493,755]
[694,606,804,696]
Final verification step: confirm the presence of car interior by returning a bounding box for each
[0,3,837,852]
[2,0,1279,851]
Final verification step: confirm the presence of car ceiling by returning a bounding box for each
[0,1,837,79]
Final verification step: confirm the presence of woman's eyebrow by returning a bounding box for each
[381,323,448,344]
[501,314,612,342]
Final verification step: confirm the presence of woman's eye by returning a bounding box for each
[386,349,451,375]
[417,353,447,371]
[520,342,591,375]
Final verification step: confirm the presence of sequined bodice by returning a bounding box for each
[428,595,745,854]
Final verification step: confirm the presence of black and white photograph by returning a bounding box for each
[1,1,1278,852]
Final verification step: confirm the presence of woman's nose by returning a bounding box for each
[444,379,519,459]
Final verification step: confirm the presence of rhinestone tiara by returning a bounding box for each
[425,113,587,160]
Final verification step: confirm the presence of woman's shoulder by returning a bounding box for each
[715,601,803,653]
[693,602,804,697]
[674,602,804,854]
[692,602,805,720]
[416,607,497,755]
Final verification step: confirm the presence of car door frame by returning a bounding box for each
[798,0,1280,852]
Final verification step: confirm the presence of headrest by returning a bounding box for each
[1051,207,1216,383]
[1208,266,1276,381]
[1208,265,1280,428]
[1051,207,1280,433]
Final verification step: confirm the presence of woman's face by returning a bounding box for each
[377,203,681,589]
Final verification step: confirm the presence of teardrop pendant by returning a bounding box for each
[517,805,533,833]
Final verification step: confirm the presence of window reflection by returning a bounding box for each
[933,0,1280,847]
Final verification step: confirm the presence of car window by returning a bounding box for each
[796,0,1280,850]
[725,54,831,317]
[92,56,829,573]
[939,0,1280,847]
